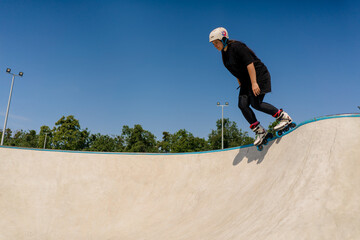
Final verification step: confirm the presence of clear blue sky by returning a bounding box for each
[1,0,359,140]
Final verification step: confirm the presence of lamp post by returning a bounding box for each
[43,132,48,149]
[1,68,23,146]
[217,101,229,149]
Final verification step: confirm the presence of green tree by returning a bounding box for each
[23,130,38,148]
[169,129,192,153]
[267,120,280,136]
[191,135,210,152]
[121,124,158,153]
[52,115,89,150]
[8,129,38,148]
[88,133,124,152]
[39,125,52,149]
[9,130,24,146]
[0,128,13,146]
[113,135,125,152]
[168,129,209,153]
[208,118,253,150]
[158,131,171,153]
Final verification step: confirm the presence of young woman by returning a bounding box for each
[209,27,293,146]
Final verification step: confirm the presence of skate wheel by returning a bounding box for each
[263,139,268,145]
[290,122,296,128]
[276,130,283,137]
[284,126,290,132]
[257,145,263,151]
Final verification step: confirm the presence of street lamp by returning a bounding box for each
[217,101,229,149]
[1,68,24,146]
[43,132,49,149]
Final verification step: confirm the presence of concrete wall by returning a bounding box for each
[0,116,359,239]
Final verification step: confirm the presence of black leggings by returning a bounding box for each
[238,94,278,125]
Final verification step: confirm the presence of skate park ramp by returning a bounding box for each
[0,114,359,240]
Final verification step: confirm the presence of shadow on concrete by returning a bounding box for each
[233,137,282,166]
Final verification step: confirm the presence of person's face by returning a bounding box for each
[212,40,223,51]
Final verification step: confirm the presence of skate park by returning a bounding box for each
[0,114,359,240]
[2,0,360,238]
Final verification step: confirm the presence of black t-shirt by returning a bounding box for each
[221,41,271,96]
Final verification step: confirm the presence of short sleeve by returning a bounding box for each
[235,44,254,66]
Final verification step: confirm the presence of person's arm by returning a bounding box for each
[247,62,260,96]
[237,78,241,87]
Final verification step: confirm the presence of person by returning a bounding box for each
[209,27,293,146]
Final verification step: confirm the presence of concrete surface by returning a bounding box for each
[0,115,359,240]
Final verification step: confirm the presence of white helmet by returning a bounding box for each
[209,27,229,42]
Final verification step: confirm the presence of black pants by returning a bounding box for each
[238,94,278,125]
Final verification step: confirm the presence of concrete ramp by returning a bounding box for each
[0,115,359,240]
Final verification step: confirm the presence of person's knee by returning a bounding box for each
[238,95,249,110]
[250,95,265,110]
[250,101,261,110]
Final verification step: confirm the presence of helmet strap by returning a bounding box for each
[221,38,228,50]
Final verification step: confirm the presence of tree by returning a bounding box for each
[10,130,24,146]
[39,125,52,149]
[52,115,89,150]
[121,124,158,153]
[88,133,124,152]
[169,129,192,153]
[5,129,38,148]
[163,129,209,153]
[191,135,210,152]
[267,120,280,136]
[158,131,171,153]
[0,128,13,146]
[23,130,38,148]
[208,118,253,150]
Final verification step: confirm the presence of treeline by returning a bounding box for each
[0,115,258,153]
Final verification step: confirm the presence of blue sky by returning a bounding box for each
[1,0,359,140]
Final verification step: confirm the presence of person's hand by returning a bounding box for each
[252,83,261,96]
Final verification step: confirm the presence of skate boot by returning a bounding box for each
[251,122,272,151]
[273,109,296,137]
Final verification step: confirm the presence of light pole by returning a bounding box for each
[43,133,48,149]
[1,68,23,146]
[217,101,229,149]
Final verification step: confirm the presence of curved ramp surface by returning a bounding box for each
[0,115,359,240]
